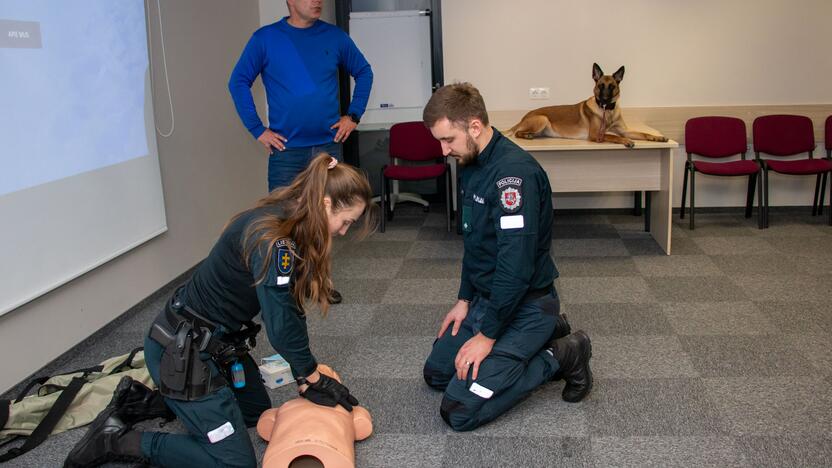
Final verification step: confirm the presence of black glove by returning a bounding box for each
[300,374,359,411]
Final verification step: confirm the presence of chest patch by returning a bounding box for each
[473,193,485,204]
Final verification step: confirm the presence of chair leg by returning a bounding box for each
[386,178,394,222]
[756,170,764,229]
[828,171,832,226]
[379,168,387,233]
[689,168,695,230]
[444,168,451,233]
[680,161,689,220]
[745,173,756,218]
[812,173,822,216]
[818,172,827,216]
[763,167,770,228]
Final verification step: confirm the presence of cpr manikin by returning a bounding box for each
[257,365,372,468]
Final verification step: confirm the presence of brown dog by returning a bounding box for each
[508,63,668,148]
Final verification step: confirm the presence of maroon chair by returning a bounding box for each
[681,116,762,229]
[816,115,832,215]
[380,121,451,233]
[753,114,832,227]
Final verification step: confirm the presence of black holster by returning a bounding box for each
[148,297,229,401]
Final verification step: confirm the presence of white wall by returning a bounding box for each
[442,0,832,209]
[0,0,267,393]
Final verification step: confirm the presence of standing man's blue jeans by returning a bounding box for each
[268,142,342,191]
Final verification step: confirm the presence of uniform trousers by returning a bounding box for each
[140,331,270,468]
[423,291,564,431]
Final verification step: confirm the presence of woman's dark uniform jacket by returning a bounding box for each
[177,203,317,380]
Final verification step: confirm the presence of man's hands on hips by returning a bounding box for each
[455,332,495,381]
[331,116,357,143]
[257,129,287,153]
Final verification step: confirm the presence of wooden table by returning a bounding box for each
[511,135,678,254]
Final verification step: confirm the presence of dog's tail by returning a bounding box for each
[505,122,520,137]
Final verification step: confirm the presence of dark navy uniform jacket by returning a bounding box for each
[180,204,316,379]
[458,129,559,339]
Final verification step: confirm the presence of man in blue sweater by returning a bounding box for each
[229,0,373,304]
[228,0,373,192]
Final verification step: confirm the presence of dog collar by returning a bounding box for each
[595,98,616,110]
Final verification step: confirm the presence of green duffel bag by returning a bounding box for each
[0,348,154,463]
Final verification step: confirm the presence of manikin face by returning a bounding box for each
[428,118,480,166]
[325,198,365,236]
[287,0,322,23]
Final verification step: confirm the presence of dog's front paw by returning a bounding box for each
[624,139,635,148]
[655,136,669,142]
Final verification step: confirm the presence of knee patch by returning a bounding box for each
[423,362,450,390]
[439,397,469,431]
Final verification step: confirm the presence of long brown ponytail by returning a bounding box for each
[238,153,375,315]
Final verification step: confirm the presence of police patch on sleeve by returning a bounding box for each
[496,176,523,213]
[273,239,296,287]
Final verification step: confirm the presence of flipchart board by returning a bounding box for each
[349,10,432,127]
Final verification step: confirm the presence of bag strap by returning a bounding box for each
[13,377,49,403]
[0,377,86,463]
[0,399,9,431]
[110,347,143,374]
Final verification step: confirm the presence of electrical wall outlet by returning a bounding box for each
[529,87,550,100]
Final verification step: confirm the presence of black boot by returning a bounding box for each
[328,288,343,304]
[63,409,145,467]
[64,377,148,467]
[549,330,593,403]
[113,377,175,425]
[553,313,572,341]
[548,314,572,381]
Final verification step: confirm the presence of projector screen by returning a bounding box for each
[0,1,167,316]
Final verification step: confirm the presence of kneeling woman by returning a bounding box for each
[66,154,375,467]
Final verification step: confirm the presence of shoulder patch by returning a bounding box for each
[496,176,523,189]
[273,239,296,286]
[497,177,523,213]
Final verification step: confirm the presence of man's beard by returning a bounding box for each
[452,134,479,166]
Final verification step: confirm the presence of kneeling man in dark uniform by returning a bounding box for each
[422,83,593,431]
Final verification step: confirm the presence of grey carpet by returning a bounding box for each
[3,206,831,467]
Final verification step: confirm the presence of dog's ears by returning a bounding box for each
[592,63,603,82]
[612,66,625,83]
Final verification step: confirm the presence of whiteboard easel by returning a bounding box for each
[349,10,432,127]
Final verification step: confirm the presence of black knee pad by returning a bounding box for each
[439,397,465,428]
[423,363,449,390]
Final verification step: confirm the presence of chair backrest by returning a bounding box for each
[389,121,443,162]
[685,116,747,158]
[825,115,832,153]
[752,114,815,157]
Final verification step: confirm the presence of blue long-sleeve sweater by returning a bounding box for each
[228,18,373,148]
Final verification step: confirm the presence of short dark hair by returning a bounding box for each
[423,82,489,129]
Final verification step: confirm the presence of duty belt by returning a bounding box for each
[148,292,261,400]
[478,284,553,302]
